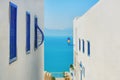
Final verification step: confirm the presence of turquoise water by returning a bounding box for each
[51,72,64,78]
[44,36,73,74]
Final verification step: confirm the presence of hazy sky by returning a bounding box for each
[44,0,99,37]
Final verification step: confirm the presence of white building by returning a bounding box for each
[73,0,120,80]
[0,0,44,80]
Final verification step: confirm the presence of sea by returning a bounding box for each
[44,36,73,77]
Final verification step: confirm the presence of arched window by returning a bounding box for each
[34,17,44,50]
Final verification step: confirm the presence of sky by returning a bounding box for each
[44,0,99,37]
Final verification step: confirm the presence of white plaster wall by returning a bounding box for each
[73,19,80,80]
[73,0,120,80]
[0,0,44,80]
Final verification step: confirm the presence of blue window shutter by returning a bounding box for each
[26,12,30,53]
[82,39,85,53]
[34,17,38,50]
[87,41,90,56]
[9,2,17,64]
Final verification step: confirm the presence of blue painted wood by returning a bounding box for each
[82,39,85,53]
[26,12,30,53]
[87,41,90,56]
[9,2,17,64]
[34,17,38,50]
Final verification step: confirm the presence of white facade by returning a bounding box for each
[73,0,120,80]
[0,0,44,80]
